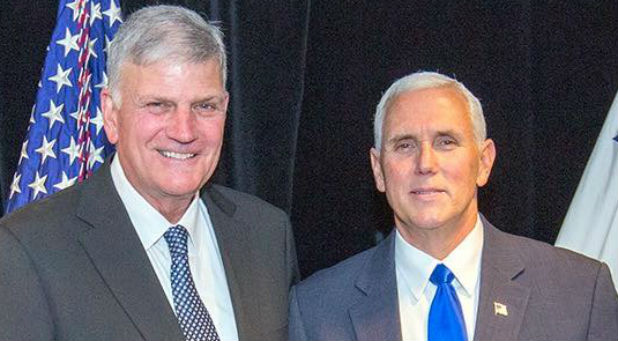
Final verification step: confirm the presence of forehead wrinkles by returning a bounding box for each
[383,87,473,137]
[120,61,224,103]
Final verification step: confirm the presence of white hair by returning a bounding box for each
[373,71,486,149]
[107,5,227,106]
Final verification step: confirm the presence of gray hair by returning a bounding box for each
[107,5,227,106]
[373,71,486,149]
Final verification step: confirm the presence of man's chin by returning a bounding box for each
[398,214,448,232]
[156,181,203,199]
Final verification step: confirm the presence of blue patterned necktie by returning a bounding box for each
[428,264,468,341]
[164,225,220,341]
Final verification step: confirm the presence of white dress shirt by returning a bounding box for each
[111,157,239,341]
[396,215,484,341]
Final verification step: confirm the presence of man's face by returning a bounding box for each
[102,59,228,215]
[370,86,495,242]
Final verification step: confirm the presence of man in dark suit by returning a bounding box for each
[289,71,618,340]
[0,5,298,341]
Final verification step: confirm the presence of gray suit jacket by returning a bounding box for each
[0,160,299,341]
[289,216,618,340]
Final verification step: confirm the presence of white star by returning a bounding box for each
[48,64,73,93]
[56,28,80,57]
[90,1,102,25]
[28,171,48,199]
[70,108,81,122]
[103,0,122,26]
[35,136,57,164]
[19,140,29,164]
[41,100,65,129]
[61,137,81,165]
[104,35,112,56]
[88,37,99,59]
[9,173,21,199]
[54,172,77,191]
[88,144,105,169]
[65,0,82,21]
[90,107,104,134]
[30,104,37,124]
[95,71,108,88]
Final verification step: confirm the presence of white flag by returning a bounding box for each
[555,92,618,290]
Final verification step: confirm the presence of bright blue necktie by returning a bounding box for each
[165,225,220,341]
[428,264,468,341]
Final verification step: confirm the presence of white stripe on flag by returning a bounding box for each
[555,91,618,290]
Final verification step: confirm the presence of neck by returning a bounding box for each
[396,212,478,260]
[153,197,193,224]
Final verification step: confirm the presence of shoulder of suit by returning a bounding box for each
[206,183,289,225]
[208,184,285,212]
[1,180,81,227]
[492,225,605,275]
[295,242,378,294]
[0,160,115,233]
[0,180,84,246]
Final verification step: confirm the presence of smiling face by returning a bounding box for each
[370,86,495,255]
[102,58,228,222]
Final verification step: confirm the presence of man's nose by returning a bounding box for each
[166,107,197,142]
[416,143,438,175]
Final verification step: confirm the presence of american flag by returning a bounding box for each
[5,0,122,214]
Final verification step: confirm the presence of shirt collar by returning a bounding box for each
[395,215,484,301]
[110,155,201,250]
[395,229,436,302]
[442,216,484,297]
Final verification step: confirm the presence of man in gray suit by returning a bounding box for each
[289,71,618,340]
[0,5,298,341]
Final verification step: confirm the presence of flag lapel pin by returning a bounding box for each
[494,302,508,317]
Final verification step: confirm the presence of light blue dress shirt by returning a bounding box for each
[110,156,239,341]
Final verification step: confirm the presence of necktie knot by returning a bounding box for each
[428,264,467,341]
[164,225,189,259]
[430,264,455,285]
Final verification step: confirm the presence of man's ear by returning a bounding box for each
[222,91,230,114]
[370,147,386,192]
[476,138,496,187]
[101,88,119,144]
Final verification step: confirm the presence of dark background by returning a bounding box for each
[2,1,617,278]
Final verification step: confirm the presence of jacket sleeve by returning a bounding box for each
[0,225,54,340]
[285,215,300,288]
[288,285,308,341]
[587,262,618,340]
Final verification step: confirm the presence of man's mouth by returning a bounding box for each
[158,150,196,160]
[410,188,445,195]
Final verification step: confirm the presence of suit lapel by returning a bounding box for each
[201,185,259,340]
[474,217,530,341]
[349,232,402,341]
[76,162,183,341]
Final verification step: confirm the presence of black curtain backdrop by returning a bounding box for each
[1,1,617,278]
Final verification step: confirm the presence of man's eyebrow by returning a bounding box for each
[435,129,458,135]
[134,94,224,104]
[386,133,416,145]
[435,129,465,139]
[194,95,224,102]
[134,94,172,104]
[386,129,464,144]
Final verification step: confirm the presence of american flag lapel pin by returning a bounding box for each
[494,302,508,317]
